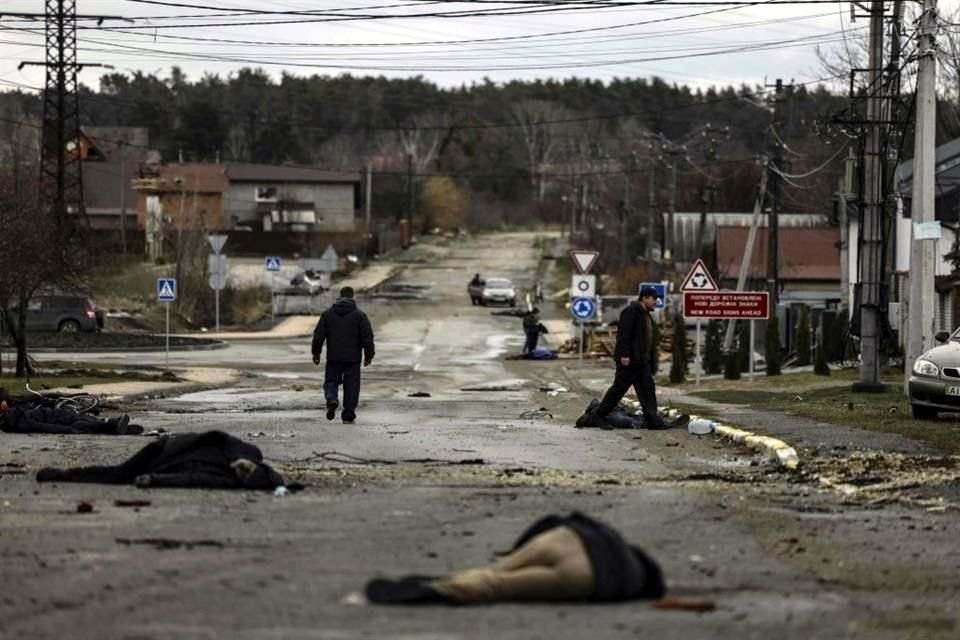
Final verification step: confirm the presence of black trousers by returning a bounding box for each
[595,362,660,426]
[523,330,539,354]
[325,360,362,418]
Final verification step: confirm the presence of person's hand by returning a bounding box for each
[312,355,320,366]
[364,356,373,367]
[620,356,631,366]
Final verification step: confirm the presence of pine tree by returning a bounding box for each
[795,305,811,366]
[724,349,741,379]
[814,343,830,376]
[765,315,782,376]
[737,320,751,372]
[704,319,724,374]
[669,314,687,384]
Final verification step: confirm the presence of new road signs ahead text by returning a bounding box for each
[683,291,770,320]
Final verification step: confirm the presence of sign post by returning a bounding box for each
[749,319,755,381]
[157,278,177,366]
[265,256,282,322]
[207,235,228,334]
[679,259,719,385]
[571,297,596,363]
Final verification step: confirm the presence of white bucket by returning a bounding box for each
[688,418,715,435]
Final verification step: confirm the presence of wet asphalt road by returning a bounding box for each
[2,232,959,640]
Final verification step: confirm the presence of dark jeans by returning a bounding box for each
[325,360,362,419]
[595,361,660,426]
[523,330,539,354]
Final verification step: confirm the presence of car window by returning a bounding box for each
[486,279,511,288]
[27,300,42,312]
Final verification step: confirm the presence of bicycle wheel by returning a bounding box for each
[56,395,100,415]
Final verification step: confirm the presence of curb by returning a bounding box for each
[28,340,229,354]
[622,399,800,470]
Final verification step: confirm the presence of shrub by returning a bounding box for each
[795,305,811,366]
[814,343,830,376]
[704,319,724,374]
[669,313,687,383]
[724,350,741,379]
[765,315,782,376]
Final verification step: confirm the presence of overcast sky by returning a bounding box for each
[1,1,957,94]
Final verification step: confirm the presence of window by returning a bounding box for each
[255,186,278,202]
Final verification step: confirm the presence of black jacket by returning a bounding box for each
[312,297,375,363]
[36,430,287,490]
[614,302,655,366]
[512,512,665,601]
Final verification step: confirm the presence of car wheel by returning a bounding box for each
[911,404,937,420]
[58,320,81,334]
[509,300,516,307]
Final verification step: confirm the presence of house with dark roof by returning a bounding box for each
[79,127,156,230]
[222,163,362,231]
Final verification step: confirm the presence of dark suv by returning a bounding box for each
[7,295,104,333]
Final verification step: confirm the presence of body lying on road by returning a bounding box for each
[36,430,296,491]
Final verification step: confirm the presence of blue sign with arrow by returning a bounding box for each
[571,296,596,321]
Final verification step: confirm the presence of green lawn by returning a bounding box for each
[691,378,960,453]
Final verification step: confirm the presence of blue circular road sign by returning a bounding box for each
[571,296,596,321]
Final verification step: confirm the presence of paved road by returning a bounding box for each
[4,232,958,639]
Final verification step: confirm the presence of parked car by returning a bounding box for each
[5,295,104,333]
[908,328,960,419]
[481,278,517,307]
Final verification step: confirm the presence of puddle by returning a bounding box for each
[259,372,301,380]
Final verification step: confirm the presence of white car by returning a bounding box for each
[481,278,517,307]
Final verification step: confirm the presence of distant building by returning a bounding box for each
[222,163,361,231]
[79,127,156,230]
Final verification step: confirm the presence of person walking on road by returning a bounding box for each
[522,308,548,354]
[590,286,666,429]
[312,286,375,424]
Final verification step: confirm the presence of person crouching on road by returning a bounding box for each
[590,286,666,429]
[521,307,545,354]
[311,286,375,424]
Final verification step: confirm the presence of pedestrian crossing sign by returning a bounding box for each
[157,278,177,302]
[265,256,282,272]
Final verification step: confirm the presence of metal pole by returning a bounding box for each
[215,289,220,334]
[578,321,584,364]
[695,320,702,385]
[906,0,939,394]
[365,162,372,229]
[749,319,755,381]
[165,302,170,367]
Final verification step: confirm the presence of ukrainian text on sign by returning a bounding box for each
[683,291,770,320]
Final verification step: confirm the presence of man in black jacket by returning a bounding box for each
[592,286,666,429]
[312,286,375,424]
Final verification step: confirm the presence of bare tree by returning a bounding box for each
[376,111,448,174]
[509,100,573,202]
[0,125,90,377]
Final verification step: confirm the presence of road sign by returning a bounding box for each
[157,278,176,302]
[209,272,227,291]
[208,253,227,276]
[680,258,719,292]
[208,234,228,254]
[683,291,770,320]
[571,297,596,321]
[570,250,599,274]
[639,282,666,309]
[571,274,596,299]
[265,256,282,272]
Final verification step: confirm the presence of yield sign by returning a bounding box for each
[680,259,718,292]
[207,234,228,254]
[570,250,599,274]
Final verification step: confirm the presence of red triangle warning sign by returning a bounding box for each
[570,250,599,274]
[680,259,718,292]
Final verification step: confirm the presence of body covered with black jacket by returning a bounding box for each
[312,297,375,363]
[614,302,655,366]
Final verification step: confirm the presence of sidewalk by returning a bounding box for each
[47,367,239,401]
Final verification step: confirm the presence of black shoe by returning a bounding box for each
[646,421,670,430]
[326,400,339,420]
[115,414,132,434]
[576,410,612,430]
[342,415,356,424]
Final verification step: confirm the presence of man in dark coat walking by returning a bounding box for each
[590,286,666,429]
[312,286,375,424]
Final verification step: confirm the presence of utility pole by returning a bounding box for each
[406,153,415,227]
[17,2,116,222]
[365,162,372,229]
[854,0,888,392]
[767,79,786,318]
[666,157,677,261]
[119,152,127,256]
[906,0,939,393]
[647,159,656,259]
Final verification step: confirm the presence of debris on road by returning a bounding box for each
[115,537,225,551]
[520,407,553,420]
[114,499,151,508]
[76,501,94,513]
[407,392,431,398]
[654,598,717,612]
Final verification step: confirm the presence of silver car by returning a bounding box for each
[908,328,960,419]
[480,278,517,307]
